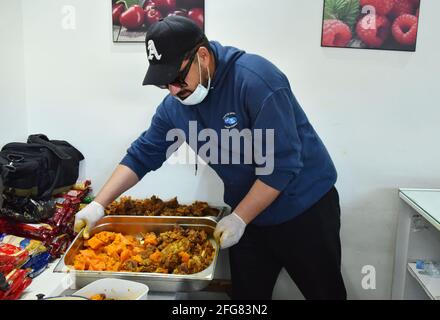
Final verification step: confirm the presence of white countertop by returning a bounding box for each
[20,259,177,300]
[399,188,440,231]
[20,260,67,300]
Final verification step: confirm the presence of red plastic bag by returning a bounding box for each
[0,243,29,273]
[48,234,71,258]
[0,269,31,300]
[8,223,56,242]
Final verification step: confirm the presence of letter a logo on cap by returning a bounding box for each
[147,40,162,61]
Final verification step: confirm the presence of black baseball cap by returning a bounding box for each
[142,16,204,86]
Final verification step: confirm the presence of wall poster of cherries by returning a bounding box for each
[112,0,204,43]
[321,0,421,51]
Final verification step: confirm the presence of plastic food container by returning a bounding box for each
[74,278,149,300]
[43,295,88,300]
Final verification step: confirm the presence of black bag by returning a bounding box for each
[0,134,84,201]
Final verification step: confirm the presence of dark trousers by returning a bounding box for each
[229,187,347,300]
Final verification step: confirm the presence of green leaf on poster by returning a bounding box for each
[324,0,360,29]
[116,0,141,9]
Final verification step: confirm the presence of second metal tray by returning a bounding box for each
[106,200,230,222]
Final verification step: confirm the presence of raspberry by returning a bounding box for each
[356,14,391,47]
[392,14,418,45]
[408,0,420,7]
[360,0,395,15]
[390,0,415,18]
[322,19,352,47]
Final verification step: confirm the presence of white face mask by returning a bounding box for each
[176,54,211,106]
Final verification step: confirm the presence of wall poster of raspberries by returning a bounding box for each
[112,0,205,43]
[321,0,421,51]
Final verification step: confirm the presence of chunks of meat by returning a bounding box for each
[105,196,220,217]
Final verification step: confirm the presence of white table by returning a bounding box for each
[392,189,440,300]
[20,261,178,300]
[20,260,68,300]
[20,251,231,300]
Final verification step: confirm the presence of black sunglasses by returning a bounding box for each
[157,48,199,90]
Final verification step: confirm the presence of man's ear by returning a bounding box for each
[198,46,210,64]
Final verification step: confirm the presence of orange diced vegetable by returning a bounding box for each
[73,260,86,270]
[179,251,190,263]
[149,251,162,263]
[87,237,105,250]
[120,249,132,263]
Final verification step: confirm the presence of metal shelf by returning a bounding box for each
[407,263,440,300]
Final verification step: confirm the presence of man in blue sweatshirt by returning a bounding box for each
[74,16,346,300]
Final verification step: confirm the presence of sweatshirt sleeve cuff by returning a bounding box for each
[257,170,294,192]
[120,154,150,181]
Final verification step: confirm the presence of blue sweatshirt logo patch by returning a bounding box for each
[223,112,238,129]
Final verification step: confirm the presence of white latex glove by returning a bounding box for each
[214,212,247,249]
[74,201,105,239]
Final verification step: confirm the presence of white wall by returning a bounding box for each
[21,0,223,205]
[11,0,440,299]
[0,0,27,146]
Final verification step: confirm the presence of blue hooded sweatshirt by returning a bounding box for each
[120,41,337,226]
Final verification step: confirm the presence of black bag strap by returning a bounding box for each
[27,134,72,160]
[0,157,7,173]
[0,156,14,181]
[26,135,69,199]
[39,161,62,200]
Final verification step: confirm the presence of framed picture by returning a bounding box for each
[112,0,205,43]
[321,0,421,51]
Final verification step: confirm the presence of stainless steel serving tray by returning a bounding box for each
[54,216,219,292]
[169,205,229,221]
[107,201,230,222]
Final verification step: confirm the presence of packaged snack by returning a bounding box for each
[67,190,85,198]
[54,197,71,208]
[8,223,56,242]
[60,208,75,227]
[66,197,81,207]
[82,196,95,204]
[63,185,90,204]
[48,234,71,258]
[6,276,32,300]
[52,207,67,227]
[0,243,29,275]
[73,180,91,191]
[0,269,32,300]
[0,234,47,256]
[22,252,51,278]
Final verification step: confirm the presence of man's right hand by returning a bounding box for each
[74,201,105,239]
